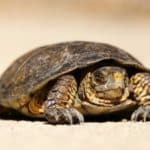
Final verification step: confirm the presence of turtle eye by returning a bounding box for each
[93,72,106,84]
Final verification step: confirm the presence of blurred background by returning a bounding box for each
[0,0,150,73]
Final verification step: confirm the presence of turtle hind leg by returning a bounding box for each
[131,105,150,121]
[44,75,84,124]
[130,72,150,121]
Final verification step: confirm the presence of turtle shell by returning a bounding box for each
[0,41,148,108]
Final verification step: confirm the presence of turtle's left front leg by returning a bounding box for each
[130,73,150,121]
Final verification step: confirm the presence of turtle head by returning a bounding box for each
[79,66,129,106]
[93,66,126,89]
[91,66,128,100]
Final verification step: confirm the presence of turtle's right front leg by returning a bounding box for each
[44,75,84,124]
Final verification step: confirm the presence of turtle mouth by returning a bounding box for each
[96,88,124,100]
[94,79,125,91]
[83,86,125,107]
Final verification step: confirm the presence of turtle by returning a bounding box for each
[0,41,150,124]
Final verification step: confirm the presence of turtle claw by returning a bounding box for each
[69,108,84,123]
[131,105,150,122]
[44,106,84,124]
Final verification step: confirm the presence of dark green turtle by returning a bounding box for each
[0,41,150,124]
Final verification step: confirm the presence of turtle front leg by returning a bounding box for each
[44,75,84,124]
[130,73,150,121]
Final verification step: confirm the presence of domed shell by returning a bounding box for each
[0,41,148,107]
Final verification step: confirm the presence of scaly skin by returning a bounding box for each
[130,73,150,121]
[44,75,84,124]
[23,67,150,124]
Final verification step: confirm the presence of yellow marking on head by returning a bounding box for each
[113,72,124,81]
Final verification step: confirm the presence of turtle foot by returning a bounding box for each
[44,106,84,124]
[131,105,150,122]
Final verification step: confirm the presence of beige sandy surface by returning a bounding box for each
[0,120,150,150]
[0,1,150,150]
